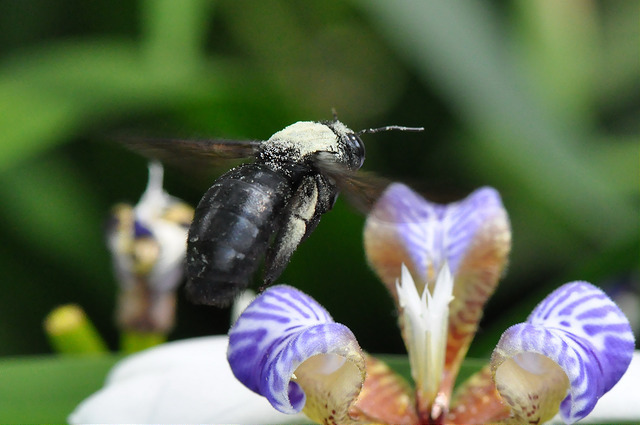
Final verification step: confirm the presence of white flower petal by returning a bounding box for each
[69,336,308,424]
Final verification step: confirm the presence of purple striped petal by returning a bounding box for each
[491,281,635,424]
[365,184,507,285]
[227,285,365,422]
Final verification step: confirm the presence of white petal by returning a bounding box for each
[69,336,308,424]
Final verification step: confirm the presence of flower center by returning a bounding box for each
[396,263,454,421]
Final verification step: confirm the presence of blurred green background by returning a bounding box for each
[0,0,637,358]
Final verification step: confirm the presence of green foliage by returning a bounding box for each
[0,355,118,423]
[0,0,637,420]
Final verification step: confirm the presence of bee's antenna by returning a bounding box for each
[331,108,339,122]
[357,125,425,136]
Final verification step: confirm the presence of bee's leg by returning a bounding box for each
[263,174,335,285]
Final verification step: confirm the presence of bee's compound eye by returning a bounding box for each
[346,133,365,169]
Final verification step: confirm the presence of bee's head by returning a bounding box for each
[262,119,423,171]
[326,119,425,171]
[324,120,366,171]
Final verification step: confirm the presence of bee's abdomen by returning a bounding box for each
[185,163,296,306]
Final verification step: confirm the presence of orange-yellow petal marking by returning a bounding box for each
[447,364,510,424]
[442,201,510,400]
[350,355,418,425]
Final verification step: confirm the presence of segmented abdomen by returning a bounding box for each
[185,162,299,306]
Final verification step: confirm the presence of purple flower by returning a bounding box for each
[228,285,366,423]
[365,183,511,416]
[226,183,634,424]
[491,281,635,424]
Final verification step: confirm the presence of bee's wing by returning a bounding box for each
[118,136,263,168]
[312,152,391,214]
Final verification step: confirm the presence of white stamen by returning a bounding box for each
[396,263,454,409]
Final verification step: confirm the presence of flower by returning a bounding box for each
[227,284,367,423]
[67,337,640,424]
[68,335,308,424]
[364,183,511,422]
[227,281,635,424]
[106,161,193,334]
[491,281,635,424]
[70,183,635,424]
[226,183,635,424]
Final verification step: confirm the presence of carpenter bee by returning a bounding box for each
[123,119,423,307]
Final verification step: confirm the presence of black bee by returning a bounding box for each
[123,119,422,306]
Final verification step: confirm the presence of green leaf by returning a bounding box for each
[141,0,213,72]
[0,355,119,423]
[358,0,636,248]
[0,38,229,173]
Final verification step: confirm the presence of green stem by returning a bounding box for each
[120,330,167,354]
[44,304,108,355]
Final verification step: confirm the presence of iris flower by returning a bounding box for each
[71,183,635,424]
[227,183,634,424]
[106,161,193,334]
